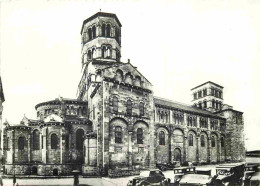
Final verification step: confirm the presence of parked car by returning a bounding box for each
[156,161,181,171]
[247,172,260,186]
[243,163,260,186]
[127,169,171,186]
[178,174,217,186]
[173,166,196,185]
[215,163,245,186]
[176,167,217,186]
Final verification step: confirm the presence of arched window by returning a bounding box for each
[188,134,193,146]
[87,50,92,60]
[203,89,207,96]
[159,131,165,145]
[102,24,106,36]
[113,96,118,113]
[102,46,106,58]
[211,136,215,147]
[107,46,112,58]
[221,137,224,147]
[134,76,141,87]
[139,102,144,116]
[92,48,96,58]
[76,129,84,150]
[33,130,40,150]
[126,100,132,115]
[115,28,119,42]
[125,73,133,85]
[201,135,205,147]
[115,69,123,82]
[51,134,58,149]
[106,24,111,37]
[137,128,143,144]
[115,126,122,143]
[18,136,26,150]
[204,100,207,108]
[92,26,96,38]
[116,50,120,62]
[88,28,92,40]
[212,100,215,108]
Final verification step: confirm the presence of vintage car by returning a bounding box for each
[248,172,260,186]
[127,169,171,186]
[243,164,260,186]
[215,163,245,185]
[156,161,181,171]
[178,174,217,186]
[173,166,196,184]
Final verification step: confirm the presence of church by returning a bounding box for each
[2,12,245,176]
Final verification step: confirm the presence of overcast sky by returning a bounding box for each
[0,0,259,151]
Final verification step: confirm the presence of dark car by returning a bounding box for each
[156,161,181,171]
[127,169,170,186]
[215,163,245,186]
[243,164,260,186]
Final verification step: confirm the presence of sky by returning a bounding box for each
[0,0,260,151]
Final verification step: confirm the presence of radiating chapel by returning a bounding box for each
[2,12,245,176]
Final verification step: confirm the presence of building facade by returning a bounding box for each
[0,77,5,170]
[2,12,245,176]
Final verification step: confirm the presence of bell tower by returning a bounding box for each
[191,81,224,112]
[80,12,122,67]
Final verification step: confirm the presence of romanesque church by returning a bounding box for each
[2,12,245,176]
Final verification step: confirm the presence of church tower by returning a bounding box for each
[191,81,224,112]
[80,12,122,67]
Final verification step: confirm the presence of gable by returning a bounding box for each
[102,62,153,90]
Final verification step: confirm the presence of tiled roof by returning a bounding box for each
[80,12,122,34]
[35,98,87,109]
[191,81,223,90]
[154,97,223,119]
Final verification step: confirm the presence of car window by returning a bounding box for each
[150,171,156,176]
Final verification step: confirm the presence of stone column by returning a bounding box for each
[217,138,220,163]
[42,129,47,164]
[128,131,133,168]
[28,134,31,163]
[208,137,211,163]
[183,135,188,163]
[196,136,200,163]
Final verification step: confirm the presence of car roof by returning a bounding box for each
[179,174,212,184]
[174,166,195,170]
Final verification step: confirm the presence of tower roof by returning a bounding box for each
[191,81,223,91]
[80,12,122,34]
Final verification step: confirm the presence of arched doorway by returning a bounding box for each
[53,168,58,176]
[32,166,37,175]
[174,148,181,162]
[76,129,85,150]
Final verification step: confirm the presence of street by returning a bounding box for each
[1,164,220,186]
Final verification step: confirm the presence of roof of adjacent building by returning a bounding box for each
[35,97,87,109]
[191,81,223,91]
[80,12,122,34]
[154,97,224,119]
